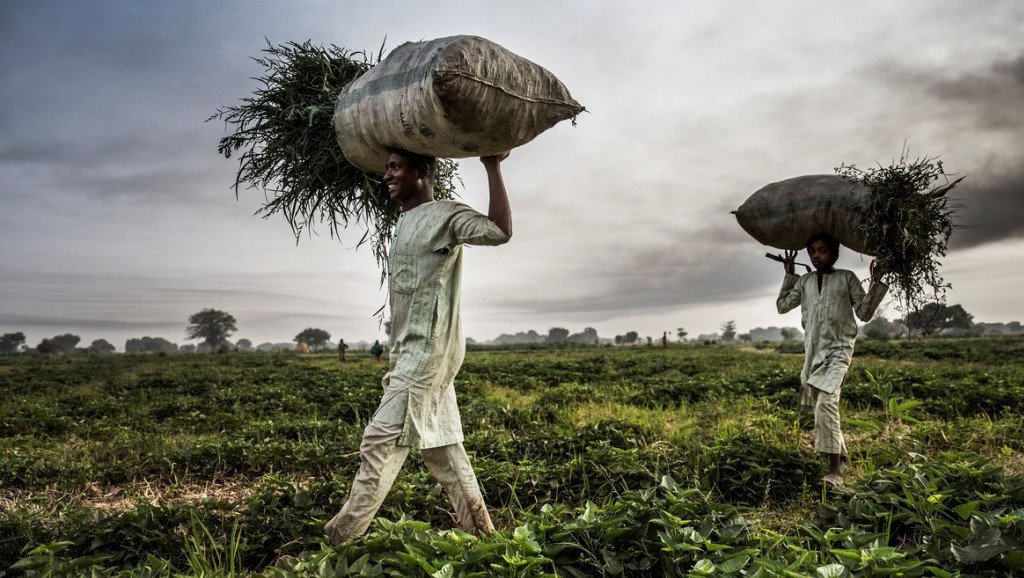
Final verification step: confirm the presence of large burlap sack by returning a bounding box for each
[333,35,584,173]
[734,175,874,254]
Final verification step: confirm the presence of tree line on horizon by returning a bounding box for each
[1,303,1021,355]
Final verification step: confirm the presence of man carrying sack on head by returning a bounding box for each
[324,148,512,544]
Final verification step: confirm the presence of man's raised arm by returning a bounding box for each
[480,153,512,238]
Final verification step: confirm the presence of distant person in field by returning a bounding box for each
[324,149,512,545]
[338,339,349,361]
[777,232,887,488]
[369,339,384,362]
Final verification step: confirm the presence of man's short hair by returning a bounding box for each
[389,148,436,183]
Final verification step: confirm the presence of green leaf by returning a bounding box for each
[719,555,750,573]
[954,500,981,520]
[923,566,953,578]
[661,475,680,492]
[692,558,716,575]
[349,553,370,574]
[1004,549,1024,570]
[579,502,599,524]
[10,556,47,571]
[814,564,845,578]
[951,540,1009,564]
[432,564,454,578]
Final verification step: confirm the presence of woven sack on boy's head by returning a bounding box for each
[734,175,873,254]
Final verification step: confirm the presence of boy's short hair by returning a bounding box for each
[806,232,841,258]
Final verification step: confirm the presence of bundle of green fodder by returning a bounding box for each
[212,37,583,276]
[734,154,964,312]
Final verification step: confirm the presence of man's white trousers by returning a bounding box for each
[324,390,494,544]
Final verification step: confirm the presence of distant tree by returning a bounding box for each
[125,336,178,353]
[906,303,973,336]
[198,340,234,353]
[179,344,197,353]
[295,328,331,350]
[941,304,973,330]
[720,321,737,342]
[547,327,569,343]
[492,330,546,345]
[739,333,751,342]
[780,327,799,342]
[568,327,599,344]
[187,308,237,349]
[235,338,253,351]
[624,331,639,344]
[862,317,896,340]
[88,339,116,354]
[36,338,59,354]
[614,335,622,345]
[676,327,687,342]
[50,334,81,353]
[0,332,26,354]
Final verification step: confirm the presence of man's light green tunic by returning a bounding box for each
[777,270,888,395]
[383,200,509,449]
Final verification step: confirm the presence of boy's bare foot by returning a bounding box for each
[823,473,844,488]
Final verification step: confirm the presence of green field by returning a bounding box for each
[2,338,1023,576]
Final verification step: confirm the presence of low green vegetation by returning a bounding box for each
[2,337,1022,576]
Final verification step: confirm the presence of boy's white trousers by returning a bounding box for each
[324,390,494,544]
[801,382,848,457]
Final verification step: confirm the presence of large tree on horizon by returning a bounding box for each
[720,320,737,342]
[88,339,116,354]
[186,309,237,350]
[295,328,331,351]
[50,333,81,353]
[906,303,973,336]
[0,332,26,354]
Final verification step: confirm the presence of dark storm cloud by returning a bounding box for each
[924,53,1024,130]
[870,52,1024,249]
[949,164,1024,249]
[927,53,1024,248]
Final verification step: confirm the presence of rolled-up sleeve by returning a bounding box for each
[854,280,889,322]
[777,273,803,314]
[447,203,510,247]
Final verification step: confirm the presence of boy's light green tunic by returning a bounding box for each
[777,269,888,395]
[383,200,509,449]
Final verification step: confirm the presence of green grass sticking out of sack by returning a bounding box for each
[835,151,964,314]
[210,40,459,280]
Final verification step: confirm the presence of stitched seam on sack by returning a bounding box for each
[436,69,582,109]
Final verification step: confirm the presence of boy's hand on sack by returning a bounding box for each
[783,250,797,275]
[870,259,886,282]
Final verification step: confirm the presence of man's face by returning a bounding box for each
[382,152,422,205]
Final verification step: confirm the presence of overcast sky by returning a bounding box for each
[2,0,1022,350]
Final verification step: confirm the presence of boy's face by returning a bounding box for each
[807,239,836,271]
